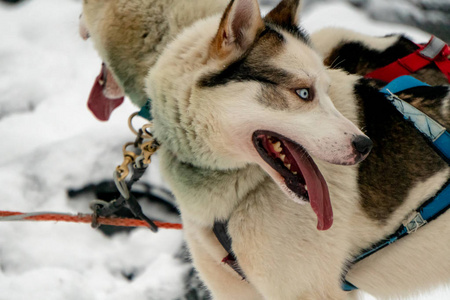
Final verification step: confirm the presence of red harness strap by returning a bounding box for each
[365,36,450,83]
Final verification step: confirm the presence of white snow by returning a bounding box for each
[0,0,448,299]
[300,1,430,41]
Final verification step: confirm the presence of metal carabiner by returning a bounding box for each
[116,143,138,181]
[141,123,154,139]
[113,170,130,200]
[141,141,157,165]
[89,199,111,228]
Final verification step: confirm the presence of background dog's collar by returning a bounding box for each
[138,99,153,121]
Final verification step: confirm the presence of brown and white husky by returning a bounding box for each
[81,0,450,298]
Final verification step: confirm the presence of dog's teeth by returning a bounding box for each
[305,185,308,191]
[280,154,286,162]
[292,171,297,175]
[273,141,282,153]
[285,163,291,170]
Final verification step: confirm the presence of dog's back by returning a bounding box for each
[317,29,450,298]
[311,27,450,86]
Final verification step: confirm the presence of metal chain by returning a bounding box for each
[90,112,160,232]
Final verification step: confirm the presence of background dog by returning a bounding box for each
[81,0,450,298]
[80,0,228,120]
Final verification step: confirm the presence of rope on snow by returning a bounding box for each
[0,210,182,230]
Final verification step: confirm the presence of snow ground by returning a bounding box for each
[0,0,448,299]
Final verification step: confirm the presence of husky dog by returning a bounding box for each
[81,0,450,298]
[80,0,228,119]
[146,0,376,298]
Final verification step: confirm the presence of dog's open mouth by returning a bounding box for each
[252,130,333,230]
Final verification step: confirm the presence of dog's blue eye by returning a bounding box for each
[296,88,310,100]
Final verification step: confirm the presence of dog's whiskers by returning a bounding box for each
[330,56,346,69]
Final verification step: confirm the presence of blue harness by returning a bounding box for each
[342,76,450,291]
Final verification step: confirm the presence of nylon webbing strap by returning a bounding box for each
[381,76,450,164]
[365,36,450,83]
[213,221,233,255]
[342,76,450,291]
[213,221,247,280]
[343,180,450,291]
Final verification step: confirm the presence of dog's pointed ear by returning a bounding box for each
[210,0,264,60]
[264,0,302,27]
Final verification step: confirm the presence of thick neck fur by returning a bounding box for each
[147,16,229,169]
[159,148,269,225]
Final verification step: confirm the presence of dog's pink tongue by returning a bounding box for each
[87,63,124,121]
[284,141,333,230]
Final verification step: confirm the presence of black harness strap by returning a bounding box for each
[213,221,247,280]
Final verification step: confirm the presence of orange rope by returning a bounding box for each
[0,210,182,230]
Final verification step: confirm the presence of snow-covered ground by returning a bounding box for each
[0,0,448,299]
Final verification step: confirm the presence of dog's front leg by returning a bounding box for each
[183,219,263,300]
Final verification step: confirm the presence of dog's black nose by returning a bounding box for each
[352,135,373,156]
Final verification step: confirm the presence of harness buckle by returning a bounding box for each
[419,36,447,60]
[116,143,139,181]
[403,212,427,234]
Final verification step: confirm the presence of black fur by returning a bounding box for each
[355,79,448,223]
[324,35,449,85]
[198,56,290,88]
[198,27,290,88]
[401,86,450,102]
[325,36,417,74]
[266,22,309,44]
[198,24,310,89]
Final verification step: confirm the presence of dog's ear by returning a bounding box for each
[210,0,264,60]
[264,0,302,27]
